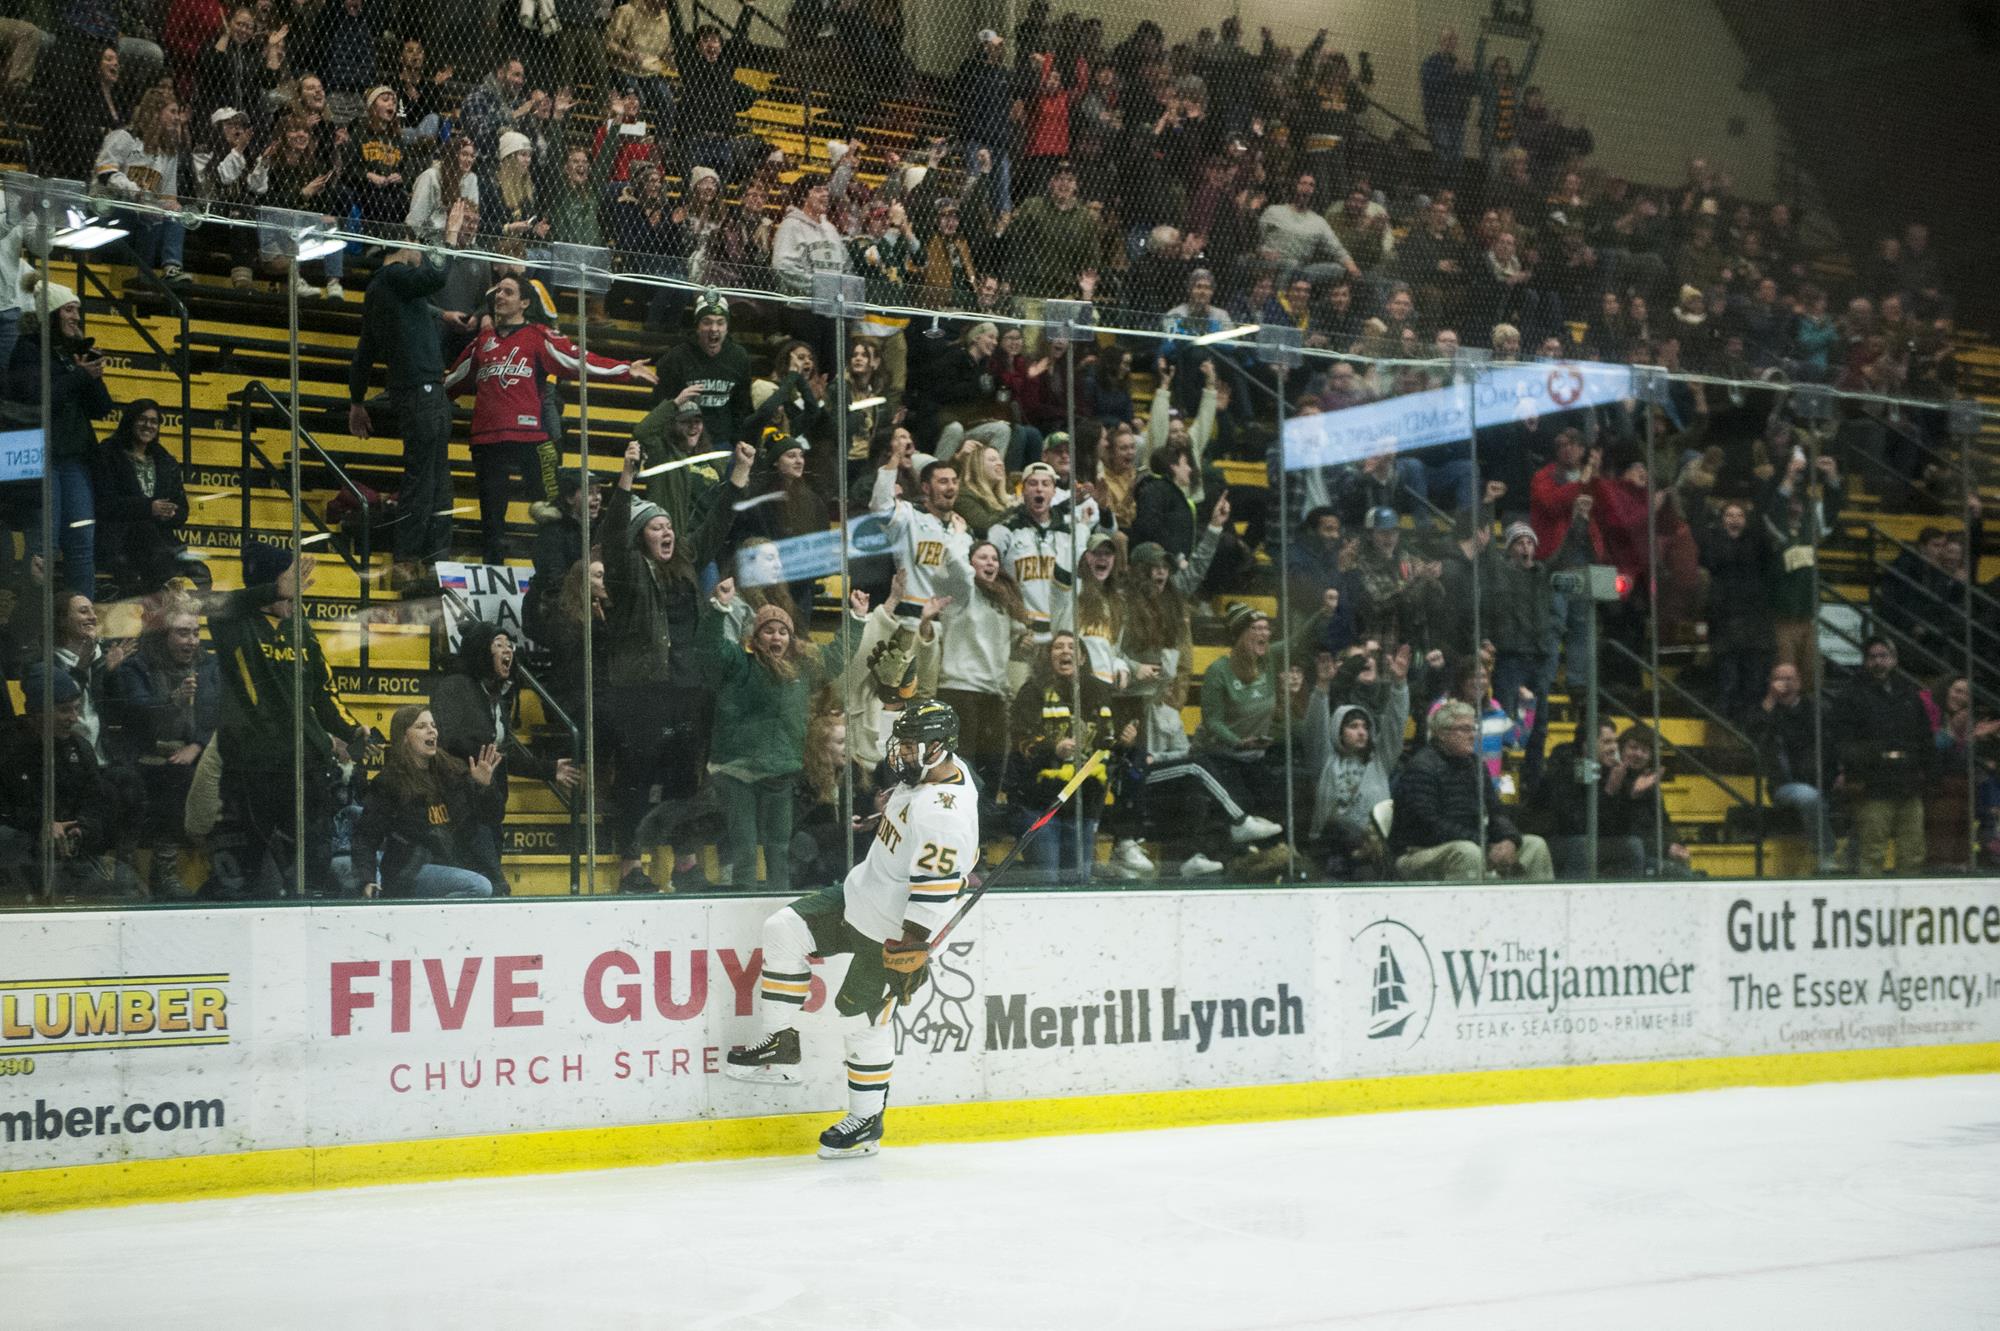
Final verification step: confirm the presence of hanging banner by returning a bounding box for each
[1281,361,1634,473]
[435,562,536,652]
[734,511,897,589]
[0,427,42,484]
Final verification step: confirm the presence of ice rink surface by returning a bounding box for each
[7,1074,1999,1330]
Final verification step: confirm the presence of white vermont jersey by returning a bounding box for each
[987,505,1092,641]
[871,467,971,618]
[841,763,982,943]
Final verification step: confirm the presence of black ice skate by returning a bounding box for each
[723,1028,802,1084]
[817,1112,884,1160]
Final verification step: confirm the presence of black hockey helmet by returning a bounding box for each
[888,700,959,783]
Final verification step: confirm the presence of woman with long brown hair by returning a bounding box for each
[408,136,479,242]
[353,705,505,898]
[258,112,345,297]
[698,575,865,892]
[951,435,1014,533]
[347,84,409,226]
[937,537,1029,798]
[95,84,192,286]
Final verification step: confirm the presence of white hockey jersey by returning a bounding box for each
[986,500,1097,642]
[841,763,982,943]
[871,467,972,619]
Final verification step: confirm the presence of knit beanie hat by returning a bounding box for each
[763,432,809,465]
[1128,542,1170,570]
[20,660,80,711]
[1224,601,1269,642]
[498,130,532,160]
[627,497,670,548]
[745,602,791,647]
[693,288,730,322]
[35,281,80,315]
[1503,521,1538,551]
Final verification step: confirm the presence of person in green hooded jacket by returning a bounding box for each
[698,576,867,892]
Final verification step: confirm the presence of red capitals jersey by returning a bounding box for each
[443,321,645,445]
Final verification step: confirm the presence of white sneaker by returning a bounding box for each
[1179,852,1225,877]
[1111,838,1155,877]
[289,274,322,298]
[1230,814,1283,844]
[323,279,345,300]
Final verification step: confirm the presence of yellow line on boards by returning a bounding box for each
[5,1042,1996,1215]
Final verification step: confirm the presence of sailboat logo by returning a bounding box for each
[1351,917,1437,1050]
[1368,943,1416,1038]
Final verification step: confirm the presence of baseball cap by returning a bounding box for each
[977,28,1002,45]
[1365,506,1399,531]
[210,106,249,126]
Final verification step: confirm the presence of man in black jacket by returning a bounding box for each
[210,545,370,897]
[955,29,1016,214]
[650,293,754,438]
[350,203,471,589]
[671,0,760,175]
[1746,662,1837,871]
[1832,637,1932,875]
[1391,698,1552,880]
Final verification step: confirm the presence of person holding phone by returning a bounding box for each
[8,277,111,595]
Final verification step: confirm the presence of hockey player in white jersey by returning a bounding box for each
[870,435,972,621]
[725,700,981,1159]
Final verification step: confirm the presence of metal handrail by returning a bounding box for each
[1845,515,2000,620]
[1820,581,2000,708]
[233,380,372,672]
[692,0,784,41]
[436,582,586,897]
[70,252,194,464]
[1867,557,2000,656]
[1601,637,1767,875]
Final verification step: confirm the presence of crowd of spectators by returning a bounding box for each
[0,2,1992,902]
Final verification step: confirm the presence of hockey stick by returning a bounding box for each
[884,748,1110,1014]
[930,748,1110,952]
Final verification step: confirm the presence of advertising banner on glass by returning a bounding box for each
[1282,360,1635,472]
[734,511,898,589]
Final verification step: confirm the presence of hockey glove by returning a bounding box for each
[882,936,930,976]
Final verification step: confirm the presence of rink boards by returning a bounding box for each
[4,879,2000,1211]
